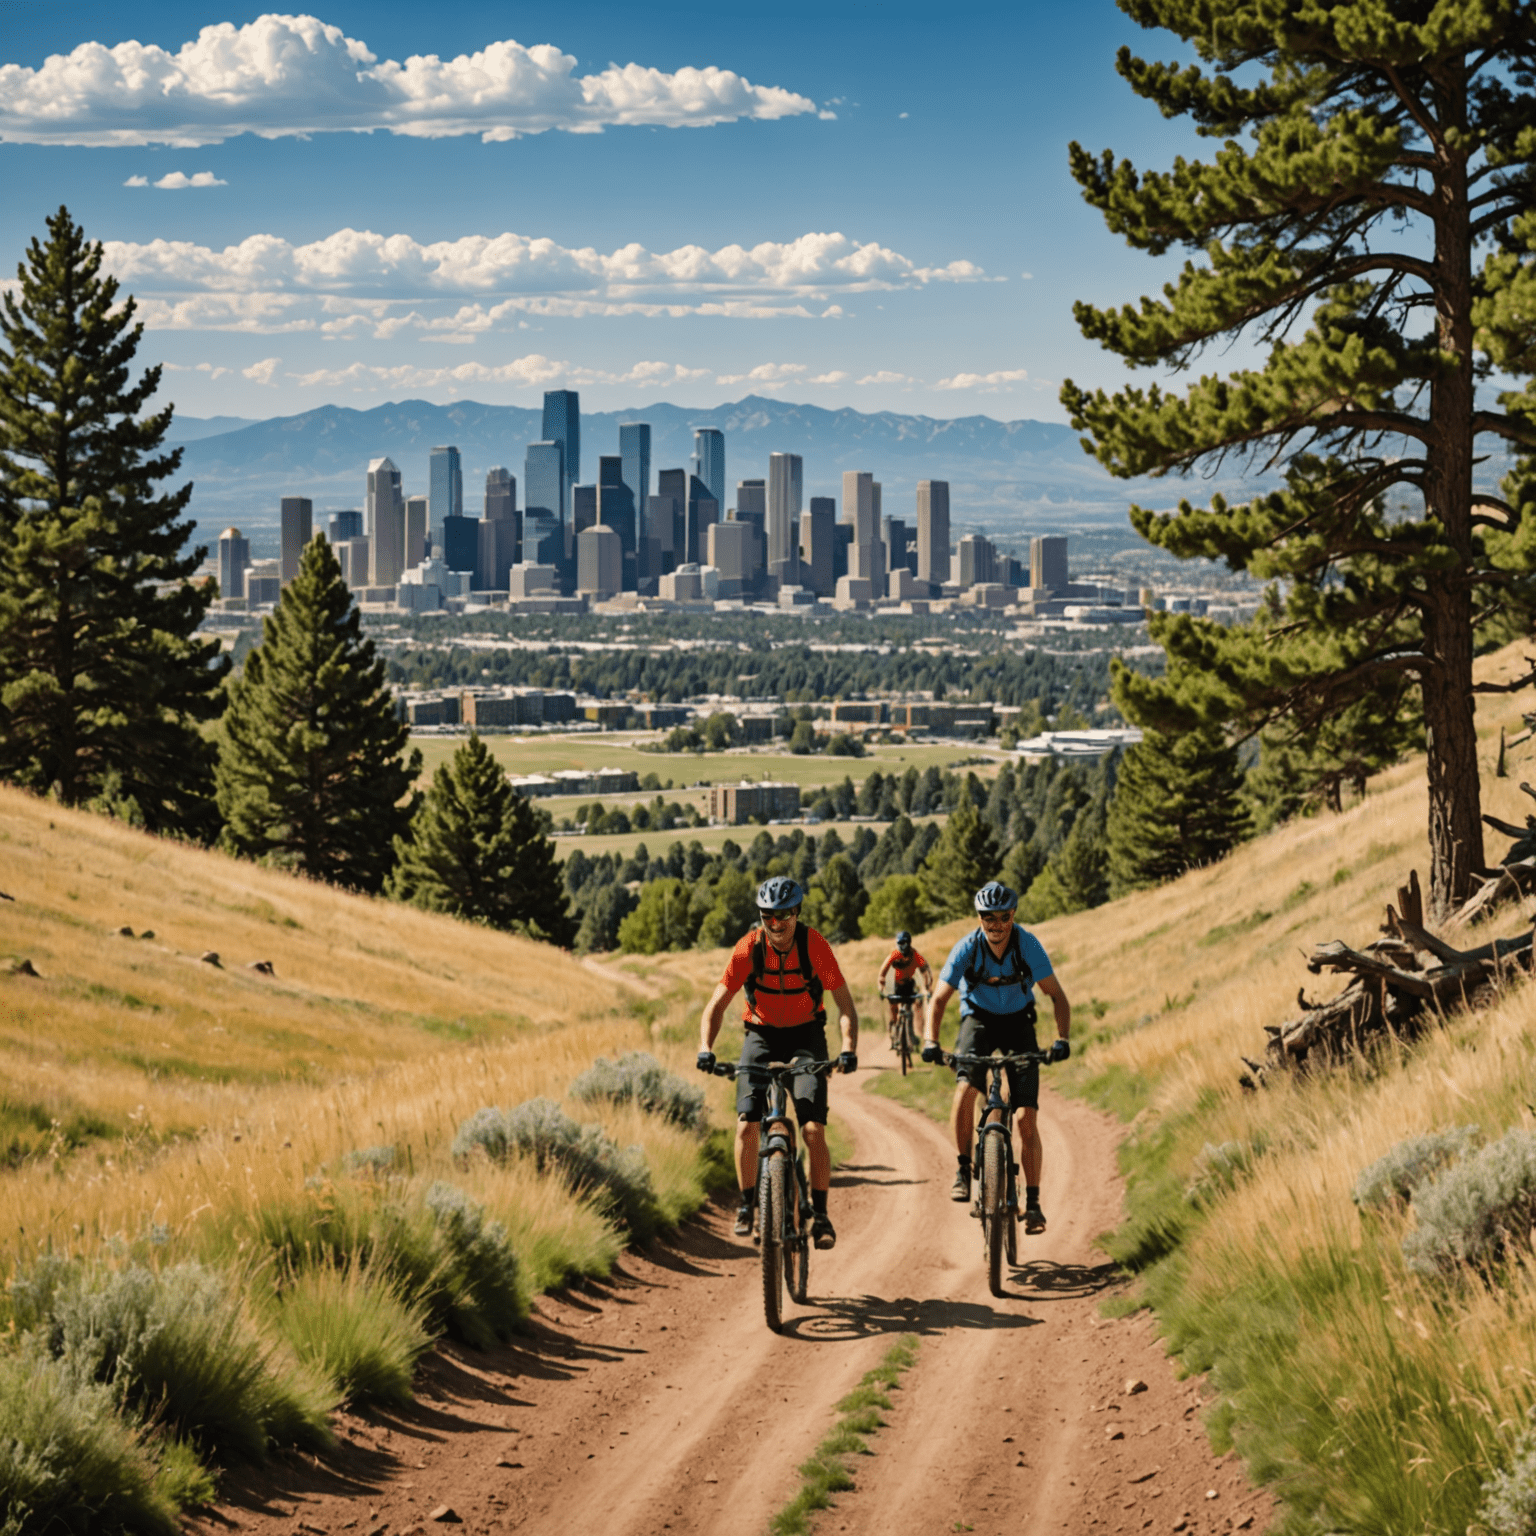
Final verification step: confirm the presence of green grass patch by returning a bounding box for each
[866,1062,955,1125]
[1198,910,1272,947]
[0,1097,116,1167]
[768,1334,921,1536]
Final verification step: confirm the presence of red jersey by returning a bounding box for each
[885,947,927,985]
[720,924,846,1028]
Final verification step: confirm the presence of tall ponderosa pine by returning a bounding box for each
[1106,724,1251,896]
[1061,4,1536,915]
[921,798,1001,920]
[217,536,419,891]
[390,734,575,945]
[0,207,226,833]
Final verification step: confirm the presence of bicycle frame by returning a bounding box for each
[755,1066,812,1251]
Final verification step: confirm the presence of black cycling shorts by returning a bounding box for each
[736,1021,830,1125]
[954,1005,1040,1109]
[889,977,917,1001]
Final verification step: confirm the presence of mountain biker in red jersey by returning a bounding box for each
[697,877,859,1250]
[876,931,933,1050]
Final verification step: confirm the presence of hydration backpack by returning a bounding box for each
[742,924,827,1024]
[962,925,1033,992]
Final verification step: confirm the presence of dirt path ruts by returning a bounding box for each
[190,1057,1272,1536]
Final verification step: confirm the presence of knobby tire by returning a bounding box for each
[899,1006,913,1076]
[983,1126,1006,1297]
[789,1157,809,1303]
[761,1150,788,1333]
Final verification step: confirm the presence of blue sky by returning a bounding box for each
[1,0,1204,422]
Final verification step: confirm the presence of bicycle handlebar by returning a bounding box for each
[881,992,930,1002]
[943,1049,1054,1069]
[710,1058,840,1081]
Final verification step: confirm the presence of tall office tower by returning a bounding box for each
[916,480,951,586]
[366,458,405,584]
[707,520,756,597]
[523,511,564,571]
[476,516,518,592]
[799,499,835,595]
[842,470,884,582]
[687,475,719,564]
[405,496,428,566]
[484,466,516,522]
[883,517,909,579]
[279,497,312,584]
[428,445,463,549]
[576,523,623,600]
[573,484,598,535]
[766,453,803,578]
[833,523,852,581]
[598,456,637,558]
[218,526,250,601]
[736,478,766,517]
[441,515,478,574]
[340,535,370,587]
[525,440,563,538]
[1030,534,1069,593]
[328,509,363,544]
[542,390,580,522]
[957,533,997,588]
[648,494,678,567]
[691,427,725,510]
[619,422,651,537]
[657,467,688,568]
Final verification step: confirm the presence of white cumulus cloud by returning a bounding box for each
[714,362,808,387]
[286,355,710,391]
[856,370,913,386]
[0,14,816,146]
[101,227,986,333]
[934,368,1034,392]
[151,170,226,188]
[808,371,848,384]
[242,357,281,385]
[123,175,148,186]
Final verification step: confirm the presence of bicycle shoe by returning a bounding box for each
[811,1212,837,1250]
[733,1201,755,1238]
[1024,1202,1047,1235]
[950,1166,972,1202]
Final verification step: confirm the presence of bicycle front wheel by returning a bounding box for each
[760,1150,789,1333]
[899,1011,912,1076]
[788,1156,809,1303]
[982,1129,1007,1297]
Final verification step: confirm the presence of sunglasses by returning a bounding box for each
[759,911,797,926]
[978,912,1015,927]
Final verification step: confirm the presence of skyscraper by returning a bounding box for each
[218,527,250,602]
[405,496,428,567]
[799,499,835,596]
[542,390,580,522]
[842,470,884,582]
[573,485,598,535]
[916,481,951,587]
[279,497,312,584]
[767,453,803,580]
[598,456,636,567]
[687,475,720,565]
[691,427,725,511]
[1031,535,1069,593]
[484,467,516,522]
[441,515,478,574]
[428,446,463,549]
[957,533,997,588]
[525,442,563,526]
[576,523,623,601]
[366,458,404,585]
[656,467,687,569]
[619,422,651,539]
[328,509,363,544]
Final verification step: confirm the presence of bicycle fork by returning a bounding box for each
[759,1121,811,1249]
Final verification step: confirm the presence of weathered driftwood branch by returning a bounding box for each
[1448,784,1536,924]
[1242,869,1535,1088]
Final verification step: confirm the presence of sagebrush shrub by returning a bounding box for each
[338,1145,397,1179]
[1478,1410,1536,1536]
[1352,1125,1480,1211]
[569,1052,707,1132]
[452,1097,658,1232]
[1184,1140,1255,1207]
[426,1182,525,1346]
[1402,1128,1536,1276]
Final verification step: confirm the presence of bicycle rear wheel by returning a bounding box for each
[899,1009,912,1076]
[982,1127,1006,1297]
[760,1150,788,1333]
[788,1157,809,1303]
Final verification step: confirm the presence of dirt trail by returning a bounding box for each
[192,1060,1271,1536]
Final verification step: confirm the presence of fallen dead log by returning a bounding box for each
[1450,781,1536,924]
[1247,870,1534,1084]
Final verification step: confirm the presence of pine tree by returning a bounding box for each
[0,206,226,834]
[920,798,1001,920]
[1107,725,1252,897]
[216,535,419,892]
[1061,6,1536,914]
[390,734,575,945]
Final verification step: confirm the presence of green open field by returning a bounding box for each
[411,732,1005,788]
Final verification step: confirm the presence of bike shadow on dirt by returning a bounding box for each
[777,1292,1045,1341]
[1005,1257,1122,1300]
[831,1162,927,1189]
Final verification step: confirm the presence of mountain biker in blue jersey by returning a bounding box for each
[921,881,1071,1235]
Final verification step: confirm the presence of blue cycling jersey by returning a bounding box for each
[940,924,1053,1017]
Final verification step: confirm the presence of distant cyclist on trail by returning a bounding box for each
[697,877,860,1251]
[921,881,1071,1235]
[876,931,933,1050]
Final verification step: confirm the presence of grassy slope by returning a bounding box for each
[838,639,1536,1536]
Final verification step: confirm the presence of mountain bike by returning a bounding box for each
[944,1048,1054,1297]
[883,992,928,1076]
[711,1057,838,1333]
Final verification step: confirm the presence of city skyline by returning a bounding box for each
[1,2,1218,421]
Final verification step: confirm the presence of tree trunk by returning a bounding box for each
[1421,59,1484,918]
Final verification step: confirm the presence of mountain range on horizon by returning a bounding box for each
[167,394,1182,554]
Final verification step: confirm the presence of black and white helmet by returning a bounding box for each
[756,876,804,913]
[973,881,1017,914]
[895,930,912,950]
